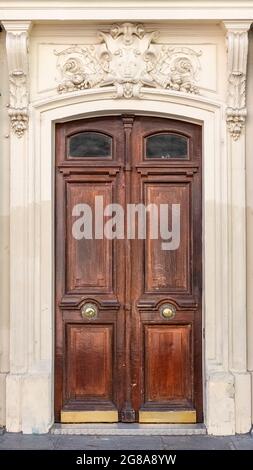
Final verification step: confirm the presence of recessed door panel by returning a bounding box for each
[144,325,192,403]
[66,182,113,293]
[144,182,190,293]
[66,324,114,400]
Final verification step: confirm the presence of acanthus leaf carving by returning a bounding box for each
[3,21,32,138]
[55,23,202,99]
[224,23,251,140]
[8,70,29,137]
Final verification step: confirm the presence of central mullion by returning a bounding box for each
[120,115,136,422]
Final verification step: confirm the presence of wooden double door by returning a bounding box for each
[55,115,202,424]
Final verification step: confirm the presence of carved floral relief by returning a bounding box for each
[4,22,250,140]
[55,23,202,99]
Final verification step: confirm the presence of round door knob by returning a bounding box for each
[160,303,176,319]
[81,303,98,320]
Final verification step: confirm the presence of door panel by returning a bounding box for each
[144,325,192,403]
[66,182,113,293]
[66,324,114,400]
[144,182,190,292]
[55,117,125,423]
[55,115,202,424]
[131,116,202,423]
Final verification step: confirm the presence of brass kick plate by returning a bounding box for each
[61,410,118,423]
[139,410,196,423]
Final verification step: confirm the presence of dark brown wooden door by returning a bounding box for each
[55,115,202,424]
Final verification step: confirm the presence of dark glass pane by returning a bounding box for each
[69,132,112,157]
[145,133,188,159]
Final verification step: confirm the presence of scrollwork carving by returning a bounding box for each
[55,23,201,99]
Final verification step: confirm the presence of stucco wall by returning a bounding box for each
[0,29,10,427]
[246,29,253,424]
[0,8,252,433]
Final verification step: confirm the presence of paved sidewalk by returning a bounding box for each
[0,432,253,450]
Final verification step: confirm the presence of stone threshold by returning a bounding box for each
[51,423,206,436]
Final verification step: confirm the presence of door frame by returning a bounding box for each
[6,91,251,434]
[48,96,224,431]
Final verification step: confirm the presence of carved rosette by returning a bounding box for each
[55,23,202,99]
[2,21,31,137]
[224,23,251,140]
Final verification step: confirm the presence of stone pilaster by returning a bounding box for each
[223,21,252,434]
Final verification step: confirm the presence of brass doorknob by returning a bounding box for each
[81,303,98,319]
[160,303,176,319]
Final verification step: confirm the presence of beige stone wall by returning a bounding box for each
[246,29,253,425]
[0,6,252,433]
[0,29,10,427]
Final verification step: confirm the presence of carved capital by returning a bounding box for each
[2,21,32,137]
[223,22,251,140]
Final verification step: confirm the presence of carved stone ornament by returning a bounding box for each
[2,21,32,137]
[224,23,251,140]
[55,23,202,99]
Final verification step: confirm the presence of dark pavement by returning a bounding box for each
[0,431,252,450]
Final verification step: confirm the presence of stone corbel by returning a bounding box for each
[223,22,251,141]
[2,21,32,137]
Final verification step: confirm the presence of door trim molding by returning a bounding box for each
[5,90,251,434]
